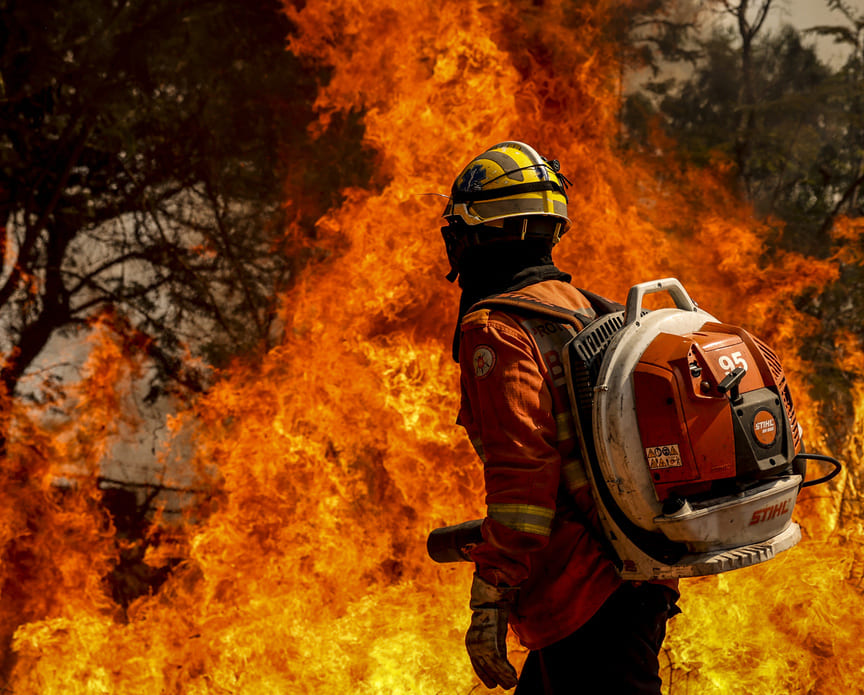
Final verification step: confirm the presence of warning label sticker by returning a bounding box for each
[646,444,683,470]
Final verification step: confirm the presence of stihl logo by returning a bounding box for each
[752,409,778,447]
[754,420,775,436]
[749,500,790,525]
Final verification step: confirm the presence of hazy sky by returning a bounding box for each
[624,0,857,92]
[765,0,858,66]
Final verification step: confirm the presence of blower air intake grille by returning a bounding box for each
[570,311,625,367]
[568,311,626,411]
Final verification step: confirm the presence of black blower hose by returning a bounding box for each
[797,453,843,488]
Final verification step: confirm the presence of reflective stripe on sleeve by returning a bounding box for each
[555,412,575,442]
[487,503,554,536]
[561,458,589,493]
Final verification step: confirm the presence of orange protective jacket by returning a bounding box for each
[458,279,623,650]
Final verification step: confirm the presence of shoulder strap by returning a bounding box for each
[576,288,625,316]
[470,292,597,330]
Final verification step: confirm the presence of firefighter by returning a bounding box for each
[440,141,679,693]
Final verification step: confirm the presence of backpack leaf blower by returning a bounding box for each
[428,278,841,580]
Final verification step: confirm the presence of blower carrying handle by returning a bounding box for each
[624,278,700,326]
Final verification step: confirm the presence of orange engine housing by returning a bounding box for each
[633,322,802,504]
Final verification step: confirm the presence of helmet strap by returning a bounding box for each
[552,221,563,245]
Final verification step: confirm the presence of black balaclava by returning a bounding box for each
[452,239,571,361]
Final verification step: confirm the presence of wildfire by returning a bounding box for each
[3,0,863,693]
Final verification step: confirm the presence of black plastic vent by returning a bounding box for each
[570,311,624,411]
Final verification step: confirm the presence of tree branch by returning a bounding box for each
[202,182,266,338]
[0,119,95,312]
[820,170,864,236]
[749,0,773,40]
[66,248,160,296]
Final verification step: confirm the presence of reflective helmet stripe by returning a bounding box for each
[479,150,524,180]
[451,179,566,203]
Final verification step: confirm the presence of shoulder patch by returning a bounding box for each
[472,345,496,379]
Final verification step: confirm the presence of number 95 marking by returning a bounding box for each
[718,351,748,374]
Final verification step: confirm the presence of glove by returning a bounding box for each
[465,573,519,690]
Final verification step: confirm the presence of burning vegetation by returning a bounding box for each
[1,0,863,692]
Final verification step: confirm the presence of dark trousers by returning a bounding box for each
[515,582,678,695]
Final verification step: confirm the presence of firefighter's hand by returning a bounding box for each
[465,574,519,690]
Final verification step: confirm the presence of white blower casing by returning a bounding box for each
[566,279,803,580]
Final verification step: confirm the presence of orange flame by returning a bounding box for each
[4,0,864,692]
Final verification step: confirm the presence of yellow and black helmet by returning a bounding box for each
[441,141,571,281]
[443,141,570,227]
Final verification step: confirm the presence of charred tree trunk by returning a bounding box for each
[1,223,74,398]
[726,0,773,199]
